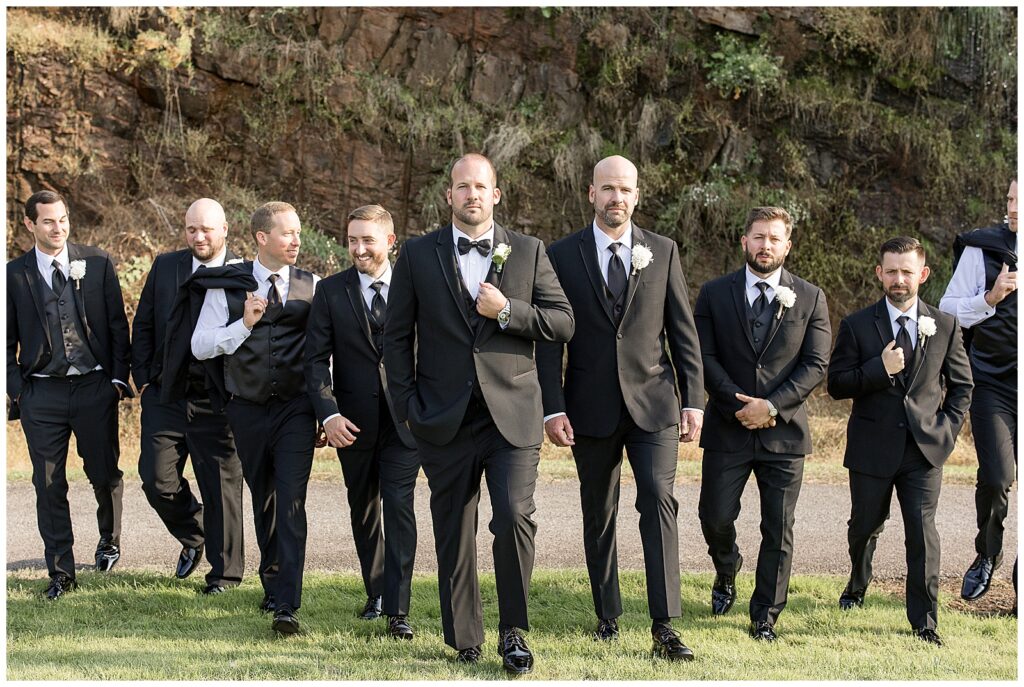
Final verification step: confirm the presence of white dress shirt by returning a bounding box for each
[593,221,632,285]
[938,237,1019,327]
[358,262,392,310]
[744,265,782,306]
[453,224,495,301]
[885,298,919,349]
[191,256,320,360]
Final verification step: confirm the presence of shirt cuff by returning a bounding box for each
[112,379,127,388]
[323,413,341,425]
[543,412,566,423]
[681,407,704,414]
[229,317,254,338]
[971,292,996,318]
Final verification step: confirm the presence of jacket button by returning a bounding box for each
[58,300,65,306]
[372,392,379,398]
[617,333,623,339]
[754,337,760,343]
[466,381,473,387]
[757,364,763,370]
[379,362,384,369]
[898,422,905,428]
[271,380,277,385]
[473,347,480,353]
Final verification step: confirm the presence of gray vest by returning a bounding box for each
[40,277,99,376]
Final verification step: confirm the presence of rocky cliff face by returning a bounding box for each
[6,7,1017,315]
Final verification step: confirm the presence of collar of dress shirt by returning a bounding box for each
[592,220,633,253]
[358,261,392,292]
[35,244,70,276]
[192,247,228,273]
[452,224,495,255]
[744,264,782,293]
[252,255,289,285]
[886,297,919,326]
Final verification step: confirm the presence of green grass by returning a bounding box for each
[6,569,1016,680]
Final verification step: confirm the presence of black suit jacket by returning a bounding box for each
[7,242,133,420]
[131,248,241,390]
[694,267,831,455]
[384,222,574,448]
[305,267,415,450]
[536,225,703,437]
[827,298,973,477]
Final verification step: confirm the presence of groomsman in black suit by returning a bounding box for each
[536,155,704,660]
[305,204,420,640]
[191,202,319,635]
[694,207,831,641]
[131,198,245,593]
[384,154,574,673]
[7,190,133,598]
[829,236,973,646]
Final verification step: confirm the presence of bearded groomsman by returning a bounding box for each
[305,204,420,639]
[7,190,133,598]
[192,202,319,635]
[694,207,831,642]
[131,198,245,593]
[536,155,703,660]
[829,237,972,646]
[940,179,1017,606]
[384,154,573,673]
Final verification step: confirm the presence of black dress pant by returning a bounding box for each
[138,383,245,586]
[225,394,315,612]
[699,440,804,626]
[847,438,942,630]
[970,378,1017,560]
[338,415,420,616]
[416,400,539,651]
[572,412,681,621]
[19,371,123,579]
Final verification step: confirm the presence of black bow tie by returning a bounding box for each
[457,237,491,256]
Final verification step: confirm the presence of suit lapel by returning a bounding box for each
[176,251,192,287]
[905,301,931,390]
[579,228,616,326]
[66,243,94,344]
[21,251,51,348]
[435,226,473,332]
[873,298,907,389]
[344,268,377,353]
[488,223,508,291]
[731,269,756,352]
[620,225,645,322]
[759,268,793,359]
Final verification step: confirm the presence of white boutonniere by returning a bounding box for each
[631,244,653,276]
[918,316,937,345]
[68,260,87,290]
[225,258,243,265]
[492,243,511,273]
[774,285,796,320]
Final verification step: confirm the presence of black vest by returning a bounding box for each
[223,265,315,403]
[40,277,99,376]
[972,235,1017,381]
[746,293,774,356]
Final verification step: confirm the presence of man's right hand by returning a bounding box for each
[544,414,575,447]
[324,415,360,448]
[881,339,905,375]
[984,263,1017,306]
[243,292,268,329]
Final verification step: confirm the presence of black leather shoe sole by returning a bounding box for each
[502,659,534,675]
[272,615,300,635]
[95,550,120,573]
[175,545,204,579]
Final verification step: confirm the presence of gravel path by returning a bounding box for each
[6,476,1016,583]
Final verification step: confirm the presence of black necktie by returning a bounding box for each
[457,237,491,256]
[51,259,66,294]
[896,315,914,373]
[606,243,627,301]
[752,281,769,317]
[267,274,282,308]
[368,281,386,327]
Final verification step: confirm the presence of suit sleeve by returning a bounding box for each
[694,283,746,418]
[7,270,22,404]
[938,318,973,431]
[305,282,340,423]
[103,254,133,392]
[383,247,417,423]
[664,241,704,410]
[130,257,159,389]
[504,239,574,343]
[535,246,567,416]
[826,317,893,400]
[765,286,831,422]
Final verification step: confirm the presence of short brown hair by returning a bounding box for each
[26,190,68,222]
[744,206,793,237]
[878,236,926,264]
[347,204,394,234]
[250,201,296,241]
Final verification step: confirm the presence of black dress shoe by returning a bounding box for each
[175,544,204,579]
[750,620,777,642]
[259,594,277,613]
[272,608,301,635]
[915,628,942,646]
[961,554,1001,601]
[359,595,383,620]
[387,615,414,640]
[651,625,694,661]
[455,646,482,664]
[594,617,619,641]
[712,554,742,615]
[839,585,866,610]
[95,542,121,572]
[202,584,226,595]
[497,627,534,675]
[44,574,77,600]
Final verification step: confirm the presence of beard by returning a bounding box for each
[190,243,221,261]
[353,252,387,275]
[744,247,785,275]
[884,284,917,304]
[596,203,630,229]
[452,203,491,228]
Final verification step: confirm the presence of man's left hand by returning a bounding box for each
[680,409,704,443]
[476,283,509,319]
[734,393,772,429]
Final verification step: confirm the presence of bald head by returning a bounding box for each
[447,153,501,235]
[451,153,497,186]
[589,155,640,236]
[184,197,228,261]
